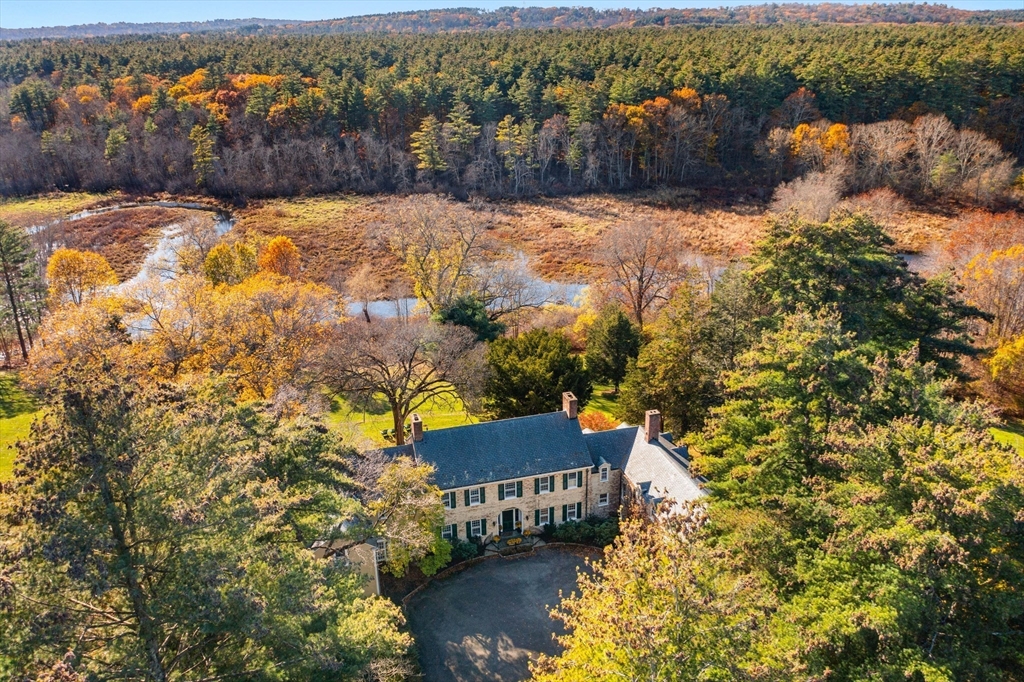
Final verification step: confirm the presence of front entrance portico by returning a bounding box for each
[499,508,522,535]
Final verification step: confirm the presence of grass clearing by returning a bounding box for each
[0,372,40,481]
[0,192,116,227]
[325,392,478,446]
[586,383,620,420]
[992,419,1024,454]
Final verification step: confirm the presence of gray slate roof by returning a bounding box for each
[582,426,640,469]
[622,429,705,514]
[405,410,594,489]
[381,443,414,459]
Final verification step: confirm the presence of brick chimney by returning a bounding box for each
[410,413,423,442]
[644,410,661,442]
[562,392,578,419]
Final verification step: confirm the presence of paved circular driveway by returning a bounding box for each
[405,548,594,682]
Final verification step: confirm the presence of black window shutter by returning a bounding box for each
[563,473,568,489]
[482,518,487,534]
[464,489,470,506]
[562,504,568,522]
[535,509,540,526]
[498,484,505,501]
[549,506,555,521]
[516,481,522,497]
[577,471,583,487]
[480,487,486,504]
[534,478,540,494]
[576,502,582,518]
[451,492,456,508]
[549,475,555,491]
[466,521,471,538]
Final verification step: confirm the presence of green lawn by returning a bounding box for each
[0,372,41,481]
[586,383,620,419]
[325,392,478,446]
[992,419,1024,454]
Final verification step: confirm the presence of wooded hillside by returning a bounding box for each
[1,25,1021,200]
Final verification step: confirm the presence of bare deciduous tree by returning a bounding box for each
[377,196,492,313]
[951,129,1015,204]
[325,318,485,445]
[168,214,221,276]
[850,120,915,191]
[601,221,686,329]
[770,170,843,223]
[474,253,548,324]
[346,263,385,323]
[837,187,908,229]
[913,114,957,191]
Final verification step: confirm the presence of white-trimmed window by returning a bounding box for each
[374,539,388,563]
[442,491,456,509]
[599,493,609,507]
[538,477,551,493]
[442,523,457,539]
[600,467,609,482]
[566,503,579,520]
[539,508,551,524]
[470,519,484,537]
[468,487,483,506]
[564,471,582,490]
[502,482,518,499]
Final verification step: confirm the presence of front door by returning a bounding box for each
[501,509,515,535]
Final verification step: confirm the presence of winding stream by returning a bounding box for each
[30,202,587,315]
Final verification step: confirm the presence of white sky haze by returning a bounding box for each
[1,0,1020,29]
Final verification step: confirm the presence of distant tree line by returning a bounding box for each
[0,25,1021,199]
[3,3,1023,41]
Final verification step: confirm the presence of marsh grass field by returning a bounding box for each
[1,190,976,293]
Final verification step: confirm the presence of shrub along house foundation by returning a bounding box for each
[384,393,705,545]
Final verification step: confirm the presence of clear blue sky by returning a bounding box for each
[0,0,1020,29]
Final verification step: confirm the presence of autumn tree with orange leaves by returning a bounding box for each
[257,235,302,278]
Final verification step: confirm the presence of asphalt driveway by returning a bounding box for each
[405,548,594,682]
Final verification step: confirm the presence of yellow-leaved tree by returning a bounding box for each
[257,235,302,278]
[46,248,118,306]
[987,333,1024,412]
[144,272,338,399]
[25,294,134,388]
[962,244,1024,341]
[202,240,258,285]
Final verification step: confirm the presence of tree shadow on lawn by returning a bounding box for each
[0,372,36,419]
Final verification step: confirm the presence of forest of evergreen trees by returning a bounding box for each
[0,24,1021,199]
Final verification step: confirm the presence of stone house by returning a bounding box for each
[383,392,705,544]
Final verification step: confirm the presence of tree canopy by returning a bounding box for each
[1,25,1020,197]
[484,328,592,419]
[0,368,433,680]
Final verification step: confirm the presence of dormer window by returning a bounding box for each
[600,467,609,482]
